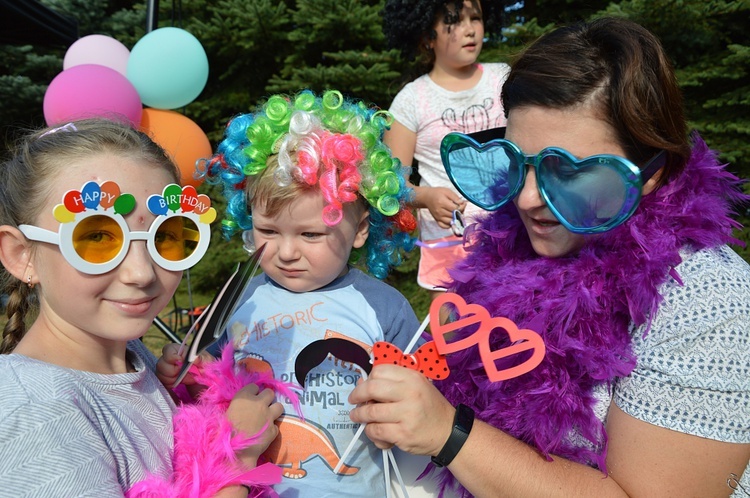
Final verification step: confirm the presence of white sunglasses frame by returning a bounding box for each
[19,210,210,275]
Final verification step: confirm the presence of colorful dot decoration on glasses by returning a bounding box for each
[201,89,417,279]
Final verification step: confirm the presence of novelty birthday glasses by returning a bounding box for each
[19,182,217,274]
[441,130,666,233]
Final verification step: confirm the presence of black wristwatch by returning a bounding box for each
[431,403,475,467]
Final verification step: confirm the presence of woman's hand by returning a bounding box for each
[416,186,466,229]
[227,384,284,468]
[348,364,456,457]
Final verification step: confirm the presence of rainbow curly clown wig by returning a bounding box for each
[201,90,416,279]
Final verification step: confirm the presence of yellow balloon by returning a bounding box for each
[200,207,217,225]
[53,204,76,223]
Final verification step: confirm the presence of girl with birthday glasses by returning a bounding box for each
[0,119,282,497]
[350,17,750,497]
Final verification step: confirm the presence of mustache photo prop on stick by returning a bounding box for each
[294,337,409,498]
[294,337,373,387]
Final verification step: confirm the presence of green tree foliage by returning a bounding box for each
[0,46,60,128]
[0,0,144,133]
[265,0,405,106]
[521,0,612,24]
[180,0,293,142]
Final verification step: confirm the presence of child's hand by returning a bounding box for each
[421,187,467,229]
[227,384,284,467]
[156,343,209,387]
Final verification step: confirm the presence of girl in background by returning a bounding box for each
[382,0,509,300]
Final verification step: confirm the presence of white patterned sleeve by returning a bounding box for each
[614,245,750,444]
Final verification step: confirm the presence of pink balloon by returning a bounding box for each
[43,64,143,128]
[63,35,131,76]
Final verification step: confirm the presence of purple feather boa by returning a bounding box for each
[431,136,747,496]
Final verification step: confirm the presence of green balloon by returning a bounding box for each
[164,184,183,212]
[113,193,136,216]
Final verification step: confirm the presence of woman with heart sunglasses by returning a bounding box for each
[350,17,750,497]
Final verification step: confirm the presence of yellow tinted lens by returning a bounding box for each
[155,216,199,262]
[72,215,124,264]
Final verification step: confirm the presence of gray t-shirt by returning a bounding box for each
[0,340,175,497]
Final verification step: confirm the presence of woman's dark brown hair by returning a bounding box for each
[502,17,691,186]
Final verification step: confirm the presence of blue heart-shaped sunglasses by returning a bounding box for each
[441,128,666,234]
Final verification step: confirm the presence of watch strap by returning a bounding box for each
[431,403,474,467]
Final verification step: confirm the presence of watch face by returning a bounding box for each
[455,403,475,432]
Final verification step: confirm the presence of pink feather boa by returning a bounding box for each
[127,344,300,498]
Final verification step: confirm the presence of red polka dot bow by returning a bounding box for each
[372,340,450,380]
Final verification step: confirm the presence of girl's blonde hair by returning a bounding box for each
[0,118,179,353]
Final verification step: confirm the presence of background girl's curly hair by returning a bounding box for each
[382,0,505,61]
[202,90,417,280]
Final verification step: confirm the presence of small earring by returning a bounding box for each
[26,274,34,289]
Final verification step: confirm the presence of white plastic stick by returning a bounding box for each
[387,449,409,498]
[334,369,369,475]
[404,314,430,355]
[383,450,392,498]
[333,423,366,474]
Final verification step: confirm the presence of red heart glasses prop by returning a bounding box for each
[477,315,546,382]
[430,292,546,382]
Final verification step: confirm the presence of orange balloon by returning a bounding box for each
[140,108,211,187]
